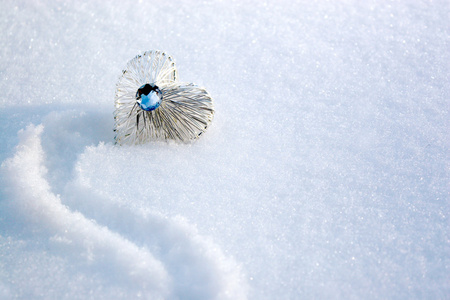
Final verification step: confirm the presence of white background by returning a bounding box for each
[0,0,448,299]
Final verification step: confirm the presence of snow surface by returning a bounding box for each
[0,0,449,299]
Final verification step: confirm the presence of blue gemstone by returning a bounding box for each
[140,92,161,111]
[136,84,162,111]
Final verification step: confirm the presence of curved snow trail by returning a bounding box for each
[1,121,249,299]
[64,180,249,300]
[2,124,171,299]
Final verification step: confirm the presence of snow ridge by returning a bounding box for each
[1,124,248,299]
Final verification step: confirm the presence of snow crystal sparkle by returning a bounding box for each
[113,50,214,145]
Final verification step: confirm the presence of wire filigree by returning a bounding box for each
[114,50,214,145]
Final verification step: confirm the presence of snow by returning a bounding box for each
[0,0,449,299]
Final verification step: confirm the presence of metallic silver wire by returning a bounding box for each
[114,51,214,145]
